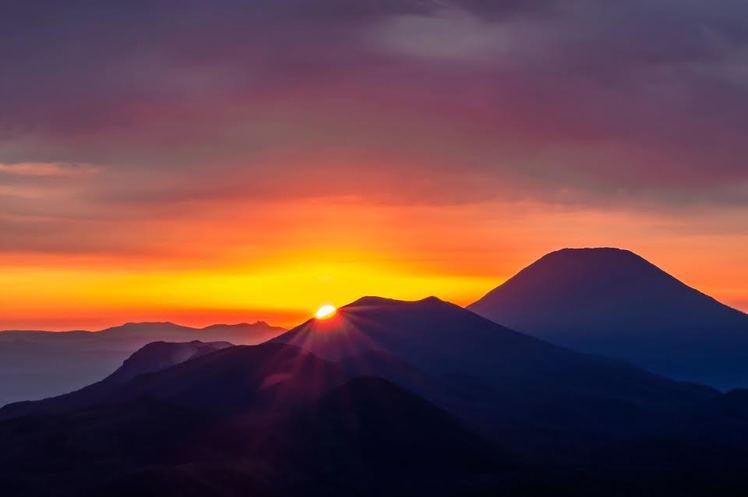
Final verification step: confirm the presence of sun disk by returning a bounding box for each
[315,304,336,319]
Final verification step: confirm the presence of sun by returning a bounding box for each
[315,304,336,319]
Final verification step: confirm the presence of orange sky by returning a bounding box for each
[2,2,747,330]
[2,196,746,330]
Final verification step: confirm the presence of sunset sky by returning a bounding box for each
[2,1,747,330]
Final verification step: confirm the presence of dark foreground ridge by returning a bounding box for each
[3,297,748,496]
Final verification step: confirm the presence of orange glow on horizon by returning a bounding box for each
[0,196,746,331]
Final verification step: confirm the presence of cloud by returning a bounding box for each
[0,162,97,177]
[369,8,530,61]
[1,0,748,257]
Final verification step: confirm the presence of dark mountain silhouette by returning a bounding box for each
[106,340,233,384]
[282,376,510,497]
[0,342,347,421]
[0,341,231,420]
[0,342,507,497]
[272,296,723,446]
[3,301,748,496]
[468,248,748,388]
[0,320,284,407]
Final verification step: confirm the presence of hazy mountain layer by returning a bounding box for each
[0,321,284,407]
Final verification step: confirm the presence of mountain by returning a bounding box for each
[0,342,506,497]
[468,248,748,389]
[0,342,347,421]
[105,340,233,384]
[0,321,284,407]
[277,376,507,497]
[4,302,748,496]
[0,341,232,420]
[272,296,720,443]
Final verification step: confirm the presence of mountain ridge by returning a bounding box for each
[0,320,282,335]
[0,320,286,407]
[272,294,722,443]
[469,247,748,388]
[4,296,748,496]
[0,340,233,420]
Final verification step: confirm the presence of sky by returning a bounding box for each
[1,0,747,330]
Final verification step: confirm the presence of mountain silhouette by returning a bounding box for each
[0,340,231,420]
[106,340,234,384]
[0,342,506,497]
[4,302,748,496]
[468,248,748,388]
[272,296,721,442]
[0,342,347,421]
[0,321,284,407]
[279,376,506,497]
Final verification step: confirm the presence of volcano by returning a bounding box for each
[469,248,748,388]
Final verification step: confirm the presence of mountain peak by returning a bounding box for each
[272,293,539,365]
[469,247,744,322]
[533,247,657,269]
[0,340,234,419]
[544,246,641,259]
[122,321,178,327]
[514,247,670,284]
[469,247,748,388]
[102,322,188,333]
[346,295,446,308]
[109,340,233,384]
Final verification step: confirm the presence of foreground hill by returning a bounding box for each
[468,248,748,388]
[0,341,231,420]
[3,301,748,496]
[0,321,284,407]
[0,342,506,497]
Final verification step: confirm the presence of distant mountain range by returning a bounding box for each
[3,297,748,496]
[0,321,284,407]
[469,248,748,389]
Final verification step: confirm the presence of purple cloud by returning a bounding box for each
[1,0,748,254]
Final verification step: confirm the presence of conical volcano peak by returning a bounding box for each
[542,247,642,261]
[469,247,748,388]
[532,247,658,273]
[506,247,675,289]
[548,247,636,255]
